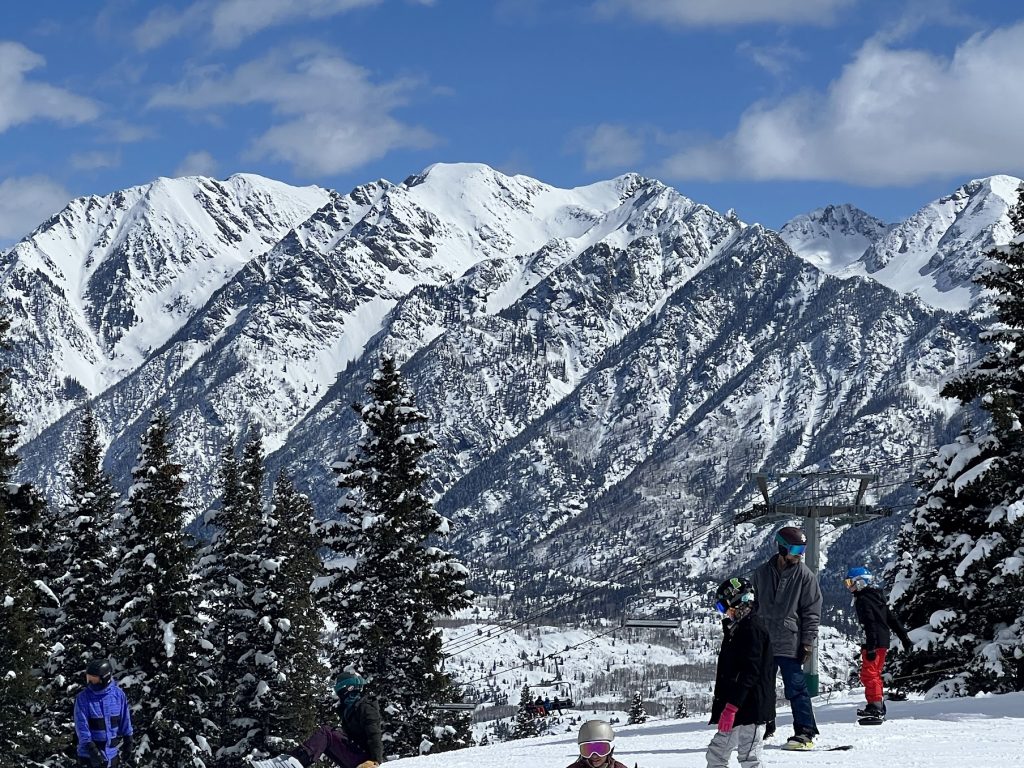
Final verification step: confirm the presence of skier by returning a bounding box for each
[566,720,628,768]
[74,659,135,768]
[707,576,773,768]
[844,566,913,722]
[751,525,822,750]
[250,673,383,768]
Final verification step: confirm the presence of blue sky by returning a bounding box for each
[2,0,1023,243]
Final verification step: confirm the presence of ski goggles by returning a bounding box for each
[579,741,613,758]
[777,540,806,556]
[714,600,729,614]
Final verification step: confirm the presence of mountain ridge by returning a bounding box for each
[1,164,1016,603]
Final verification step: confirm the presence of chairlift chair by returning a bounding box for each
[528,680,576,711]
[621,588,683,629]
[429,702,478,711]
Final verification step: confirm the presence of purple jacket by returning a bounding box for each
[74,681,133,760]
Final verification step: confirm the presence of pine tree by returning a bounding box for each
[261,472,326,752]
[0,314,48,760]
[627,691,647,724]
[111,412,209,767]
[888,429,1001,694]
[673,698,688,718]
[200,435,268,767]
[891,183,1024,694]
[317,356,472,756]
[58,411,120,662]
[511,684,540,739]
[42,407,121,761]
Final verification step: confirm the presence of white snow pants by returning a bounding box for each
[706,723,764,768]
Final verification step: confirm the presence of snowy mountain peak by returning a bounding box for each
[780,203,887,272]
[781,175,1022,312]
[0,174,331,439]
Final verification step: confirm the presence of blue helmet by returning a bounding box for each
[844,566,874,591]
[334,674,367,695]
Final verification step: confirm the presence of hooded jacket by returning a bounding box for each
[751,555,822,658]
[337,690,384,763]
[74,680,133,761]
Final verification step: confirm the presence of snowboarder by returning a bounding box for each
[74,659,135,768]
[751,525,822,750]
[250,673,383,768]
[707,576,773,768]
[566,720,628,768]
[844,566,913,723]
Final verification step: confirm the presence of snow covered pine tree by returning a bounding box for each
[0,314,48,763]
[111,412,210,767]
[891,182,1024,694]
[316,355,473,757]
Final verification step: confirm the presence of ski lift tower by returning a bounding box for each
[739,472,893,696]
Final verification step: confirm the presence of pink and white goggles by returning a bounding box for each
[580,741,613,758]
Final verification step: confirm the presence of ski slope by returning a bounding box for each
[392,690,1024,768]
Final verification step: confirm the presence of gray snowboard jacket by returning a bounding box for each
[751,556,822,658]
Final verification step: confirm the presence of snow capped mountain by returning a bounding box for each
[0,173,330,439]
[2,164,1017,610]
[780,203,888,272]
[783,175,1022,312]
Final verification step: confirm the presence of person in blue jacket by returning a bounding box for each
[74,659,134,768]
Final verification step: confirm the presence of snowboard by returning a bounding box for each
[778,744,854,752]
[857,715,885,726]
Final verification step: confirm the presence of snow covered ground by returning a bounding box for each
[393,690,1024,768]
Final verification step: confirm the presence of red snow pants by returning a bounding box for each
[860,647,888,702]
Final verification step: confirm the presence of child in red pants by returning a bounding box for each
[844,567,913,719]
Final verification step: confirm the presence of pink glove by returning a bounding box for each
[718,703,738,733]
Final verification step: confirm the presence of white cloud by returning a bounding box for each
[661,22,1024,185]
[0,176,71,244]
[594,0,853,27]
[737,41,806,77]
[134,0,382,50]
[174,151,219,177]
[148,46,437,175]
[70,150,121,170]
[0,42,99,132]
[569,124,645,172]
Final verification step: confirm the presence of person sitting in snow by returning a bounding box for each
[844,566,913,720]
[74,659,135,768]
[250,672,383,768]
[707,576,773,768]
[566,720,627,768]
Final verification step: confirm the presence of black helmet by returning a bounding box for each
[776,526,807,557]
[715,576,755,612]
[86,659,113,685]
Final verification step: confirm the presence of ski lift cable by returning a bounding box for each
[441,518,732,655]
[453,623,622,689]
[441,518,734,657]
[441,520,727,655]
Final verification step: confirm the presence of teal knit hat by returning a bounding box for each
[334,674,367,695]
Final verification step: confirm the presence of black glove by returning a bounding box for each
[796,645,810,664]
[866,649,877,661]
[121,735,136,768]
[86,742,106,768]
[901,637,913,652]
